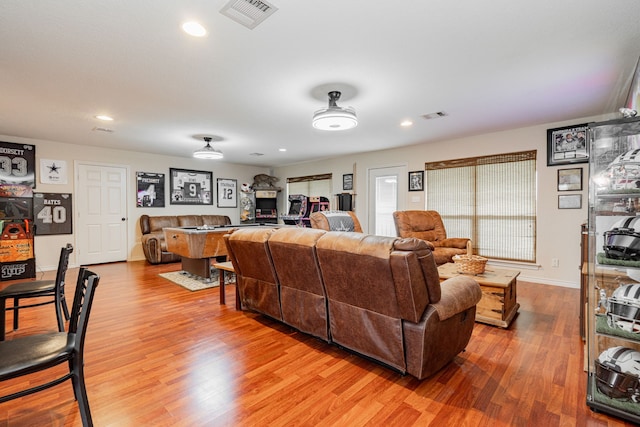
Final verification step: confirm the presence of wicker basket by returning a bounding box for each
[452,241,487,275]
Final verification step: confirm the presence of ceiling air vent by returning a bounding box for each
[92,127,114,133]
[421,111,448,120]
[220,0,278,29]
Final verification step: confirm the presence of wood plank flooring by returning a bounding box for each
[0,260,635,426]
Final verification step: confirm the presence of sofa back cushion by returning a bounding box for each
[201,215,232,226]
[389,238,439,322]
[316,231,409,371]
[393,210,447,243]
[225,227,282,320]
[177,215,204,227]
[316,232,400,316]
[141,215,179,234]
[268,227,329,340]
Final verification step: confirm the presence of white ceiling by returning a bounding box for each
[1,0,640,167]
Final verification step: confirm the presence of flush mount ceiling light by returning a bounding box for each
[193,136,223,159]
[313,91,357,131]
[182,21,207,37]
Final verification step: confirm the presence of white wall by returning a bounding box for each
[0,134,269,274]
[273,114,617,288]
[3,112,617,287]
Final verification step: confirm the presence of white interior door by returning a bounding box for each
[76,162,128,265]
[367,166,406,236]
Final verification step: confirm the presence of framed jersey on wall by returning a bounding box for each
[33,192,73,235]
[169,168,212,205]
[0,141,36,197]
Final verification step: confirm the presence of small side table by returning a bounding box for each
[212,261,240,309]
[438,263,520,328]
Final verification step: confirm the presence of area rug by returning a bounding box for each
[159,270,221,291]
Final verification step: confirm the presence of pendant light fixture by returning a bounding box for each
[193,136,223,159]
[313,91,358,131]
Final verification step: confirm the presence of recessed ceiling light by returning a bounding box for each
[400,120,413,127]
[95,115,114,121]
[279,148,287,152]
[182,21,207,37]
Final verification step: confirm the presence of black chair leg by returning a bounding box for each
[71,359,93,427]
[12,297,19,331]
[0,297,5,341]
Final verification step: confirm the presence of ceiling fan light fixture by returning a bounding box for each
[193,137,224,159]
[313,91,357,131]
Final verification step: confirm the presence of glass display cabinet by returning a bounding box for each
[587,116,640,423]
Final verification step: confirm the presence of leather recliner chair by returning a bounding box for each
[392,210,470,265]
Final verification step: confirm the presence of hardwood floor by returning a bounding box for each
[0,261,635,426]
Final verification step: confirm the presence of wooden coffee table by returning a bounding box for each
[438,263,520,328]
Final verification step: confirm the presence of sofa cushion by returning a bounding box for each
[177,215,204,227]
[225,228,282,321]
[268,227,329,341]
[201,215,232,227]
[146,216,179,233]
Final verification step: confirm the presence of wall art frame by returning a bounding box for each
[547,123,589,166]
[33,192,73,235]
[136,172,165,207]
[217,178,237,208]
[409,170,424,191]
[169,168,212,205]
[557,168,583,191]
[558,194,582,209]
[343,174,353,191]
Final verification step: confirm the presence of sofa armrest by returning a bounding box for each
[436,237,469,249]
[141,233,164,264]
[431,276,481,321]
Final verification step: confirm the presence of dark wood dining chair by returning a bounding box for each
[0,244,73,341]
[0,267,100,427]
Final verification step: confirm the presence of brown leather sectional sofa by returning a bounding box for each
[139,214,231,264]
[224,226,482,380]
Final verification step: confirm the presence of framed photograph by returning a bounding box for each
[169,168,212,205]
[343,174,353,191]
[136,172,165,207]
[409,171,424,191]
[217,178,237,208]
[557,168,582,191]
[547,123,589,166]
[558,194,582,209]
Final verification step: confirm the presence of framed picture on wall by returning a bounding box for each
[409,171,424,191]
[558,194,582,209]
[557,168,582,191]
[0,141,36,196]
[217,178,237,208]
[136,172,165,207]
[33,193,73,235]
[343,174,353,191]
[169,168,212,205]
[547,123,589,166]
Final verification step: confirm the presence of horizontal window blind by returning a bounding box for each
[286,174,332,207]
[426,151,536,262]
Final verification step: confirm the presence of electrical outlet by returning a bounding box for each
[552,258,559,268]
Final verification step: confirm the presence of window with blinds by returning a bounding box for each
[425,151,537,262]
[286,173,332,207]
